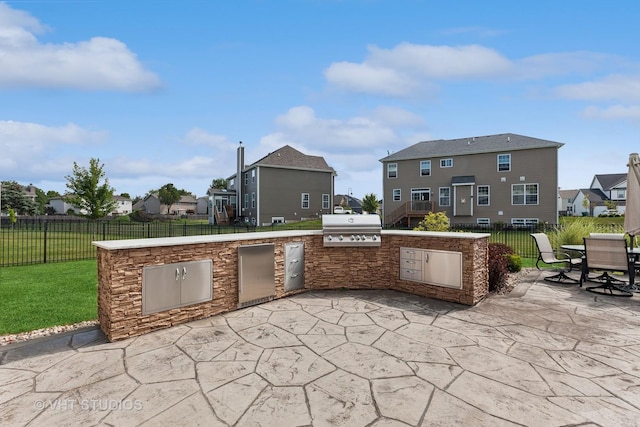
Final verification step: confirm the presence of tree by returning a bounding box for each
[158,183,181,214]
[65,158,117,219]
[35,188,49,215]
[361,193,379,214]
[211,178,227,190]
[0,181,36,215]
[582,194,590,216]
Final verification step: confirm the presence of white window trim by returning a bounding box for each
[322,194,330,209]
[387,163,398,179]
[497,153,511,172]
[477,185,490,206]
[392,189,401,202]
[511,183,539,206]
[438,187,450,207]
[477,218,490,225]
[511,218,539,226]
[440,158,453,168]
[301,193,310,209]
[420,160,431,176]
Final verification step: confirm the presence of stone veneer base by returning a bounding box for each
[95,230,489,342]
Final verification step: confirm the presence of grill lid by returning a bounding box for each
[322,214,381,247]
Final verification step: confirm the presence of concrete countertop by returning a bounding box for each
[93,229,321,250]
[93,229,490,251]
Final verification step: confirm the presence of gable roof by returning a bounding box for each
[249,145,335,173]
[579,188,607,203]
[558,189,579,201]
[593,173,626,190]
[380,133,563,162]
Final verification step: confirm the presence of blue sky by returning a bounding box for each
[1,0,639,200]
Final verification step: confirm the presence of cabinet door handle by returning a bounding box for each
[182,267,187,280]
[175,268,180,281]
[425,253,429,263]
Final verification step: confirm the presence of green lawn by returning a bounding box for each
[0,260,97,335]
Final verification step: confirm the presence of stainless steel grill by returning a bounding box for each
[322,214,381,247]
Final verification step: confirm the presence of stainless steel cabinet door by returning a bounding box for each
[143,264,182,314]
[238,244,275,304]
[181,260,213,306]
[423,250,462,289]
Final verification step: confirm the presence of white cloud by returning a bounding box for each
[555,74,640,102]
[324,42,626,98]
[0,3,161,91]
[581,105,640,121]
[272,106,402,152]
[0,120,108,177]
[325,43,512,96]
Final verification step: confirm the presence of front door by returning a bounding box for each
[453,185,473,216]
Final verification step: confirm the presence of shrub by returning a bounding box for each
[506,254,522,272]
[488,243,516,291]
[414,212,450,232]
[129,209,153,222]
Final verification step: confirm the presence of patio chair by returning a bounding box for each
[530,233,581,284]
[582,237,633,297]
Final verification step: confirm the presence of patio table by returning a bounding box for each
[562,244,640,291]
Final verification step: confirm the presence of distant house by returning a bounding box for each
[112,195,132,215]
[210,144,336,226]
[558,189,579,216]
[196,196,209,215]
[565,173,627,217]
[49,194,131,216]
[134,193,198,215]
[49,196,83,215]
[334,194,363,214]
[380,133,563,227]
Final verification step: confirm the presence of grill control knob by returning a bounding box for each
[339,235,344,241]
[372,235,378,241]
[350,235,356,241]
[327,235,333,241]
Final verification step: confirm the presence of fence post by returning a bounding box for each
[43,220,48,264]
[103,222,106,241]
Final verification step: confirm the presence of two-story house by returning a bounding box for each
[210,143,336,226]
[380,133,563,227]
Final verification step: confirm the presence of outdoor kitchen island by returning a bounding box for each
[94,227,490,342]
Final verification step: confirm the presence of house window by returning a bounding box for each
[244,172,248,186]
[251,192,256,208]
[497,154,511,172]
[616,189,625,199]
[439,187,450,206]
[420,160,431,176]
[477,218,490,226]
[477,185,490,206]
[322,194,330,209]
[393,189,401,201]
[512,183,538,205]
[244,194,248,209]
[301,193,310,209]
[511,218,539,227]
[229,178,234,189]
[251,169,256,183]
[411,188,430,202]
[440,158,453,168]
[387,163,397,178]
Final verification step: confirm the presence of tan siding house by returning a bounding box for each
[215,144,336,225]
[380,133,563,227]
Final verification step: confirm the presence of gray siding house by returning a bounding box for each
[211,144,336,225]
[380,133,563,227]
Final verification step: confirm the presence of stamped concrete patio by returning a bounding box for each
[1,269,640,426]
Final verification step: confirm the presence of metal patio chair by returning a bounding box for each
[531,233,581,284]
[582,237,633,297]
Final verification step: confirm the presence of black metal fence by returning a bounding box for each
[0,217,625,267]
